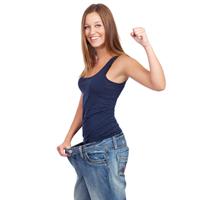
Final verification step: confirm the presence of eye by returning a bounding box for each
[95,24,101,27]
[84,26,89,30]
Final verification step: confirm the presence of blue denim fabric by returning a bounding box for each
[65,132,129,200]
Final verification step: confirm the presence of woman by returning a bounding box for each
[57,3,166,200]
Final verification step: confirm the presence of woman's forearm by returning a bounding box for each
[144,45,166,90]
[63,95,83,144]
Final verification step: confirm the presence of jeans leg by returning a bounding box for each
[67,155,91,200]
[80,147,128,200]
[108,146,129,200]
[74,175,91,200]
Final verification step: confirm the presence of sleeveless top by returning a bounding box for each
[78,56,127,143]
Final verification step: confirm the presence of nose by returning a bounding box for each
[89,26,96,35]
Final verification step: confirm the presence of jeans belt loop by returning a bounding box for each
[112,135,117,149]
[79,146,84,159]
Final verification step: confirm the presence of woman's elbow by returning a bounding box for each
[152,81,166,91]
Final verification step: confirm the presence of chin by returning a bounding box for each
[90,42,105,49]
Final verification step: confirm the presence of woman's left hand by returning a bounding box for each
[130,27,151,48]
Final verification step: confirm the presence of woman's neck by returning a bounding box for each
[95,49,115,66]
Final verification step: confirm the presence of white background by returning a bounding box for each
[0,0,200,199]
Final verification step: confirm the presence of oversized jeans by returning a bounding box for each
[65,132,129,200]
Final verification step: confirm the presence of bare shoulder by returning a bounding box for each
[115,54,142,77]
[106,53,143,83]
[117,53,140,67]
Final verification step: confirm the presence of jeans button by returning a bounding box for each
[65,148,73,155]
[68,149,73,154]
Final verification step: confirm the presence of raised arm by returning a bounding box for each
[57,93,83,156]
[122,27,166,91]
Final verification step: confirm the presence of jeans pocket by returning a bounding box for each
[85,150,107,165]
[116,147,129,176]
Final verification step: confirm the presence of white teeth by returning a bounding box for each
[91,37,99,40]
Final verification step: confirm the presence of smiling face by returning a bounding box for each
[84,12,106,49]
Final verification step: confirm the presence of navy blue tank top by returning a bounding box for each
[78,56,127,143]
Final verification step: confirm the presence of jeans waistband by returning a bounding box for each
[65,132,127,157]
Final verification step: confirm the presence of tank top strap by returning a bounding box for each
[102,55,119,75]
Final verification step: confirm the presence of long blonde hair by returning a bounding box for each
[80,4,125,78]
